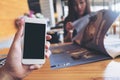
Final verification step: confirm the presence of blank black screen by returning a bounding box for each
[23,23,45,59]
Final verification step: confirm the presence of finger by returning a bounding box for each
[68,22,73,29]
[46,35,52,40]
[29,64,43,70]
[13,25,24,43]
[20,18,25,25]
[45,50,51,58]
[45,41,50,50]
[66,22,72,31]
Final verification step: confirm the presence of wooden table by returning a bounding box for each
[1,47,120,80]
[23,58,120,80]
[24,55,120,80]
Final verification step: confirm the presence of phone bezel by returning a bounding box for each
[22,17,47,64]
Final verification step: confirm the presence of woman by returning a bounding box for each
[64,0,91,42]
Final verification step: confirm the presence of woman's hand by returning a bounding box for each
[64,22,74,42]
[65,22,74,32]
[0,25,51,80]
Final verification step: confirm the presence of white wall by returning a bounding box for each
[40,0,55,27]
[56,0,63,21]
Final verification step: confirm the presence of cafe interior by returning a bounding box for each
[0,0,120,80]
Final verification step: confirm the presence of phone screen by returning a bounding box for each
[23,23,45,59]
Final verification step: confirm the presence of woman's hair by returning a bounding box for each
[67,0,91,21]
[63,0,91,37]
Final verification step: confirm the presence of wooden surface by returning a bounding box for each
[24,43,120,80]
[23,41,120,80]
[0,47,120,80]
[24,58,120,80]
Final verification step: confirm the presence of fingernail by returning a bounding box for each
[30,66,35,70]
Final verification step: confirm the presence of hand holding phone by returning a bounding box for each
[22,18,47,64]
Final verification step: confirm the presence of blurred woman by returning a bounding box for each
[64,0,91,42]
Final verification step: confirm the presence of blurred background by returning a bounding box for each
[0,0,120,49]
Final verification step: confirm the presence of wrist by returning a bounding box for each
[0,67,22,80]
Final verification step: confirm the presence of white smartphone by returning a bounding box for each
[22,18,47,64]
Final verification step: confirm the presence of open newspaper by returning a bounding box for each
[50,9,120,69]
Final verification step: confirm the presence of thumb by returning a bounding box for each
[29,64,43,70]
[13,25,24,43]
